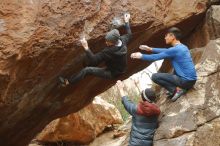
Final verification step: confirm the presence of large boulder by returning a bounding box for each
[35,96,122,144]
[0,0,210,145]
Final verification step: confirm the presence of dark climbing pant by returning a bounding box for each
[68,67,115,84]
[151,73,196,94]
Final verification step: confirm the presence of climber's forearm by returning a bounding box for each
[85,49,99,66]
[125,22,132,35]
[85,48,94,59]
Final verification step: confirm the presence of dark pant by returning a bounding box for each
[151,73,196,94]
[68,67,115,84]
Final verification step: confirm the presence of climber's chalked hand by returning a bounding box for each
[124,13,130,23]
[80,37,89,50]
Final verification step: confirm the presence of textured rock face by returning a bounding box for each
[36,96,123,144]
[0,0,210,145]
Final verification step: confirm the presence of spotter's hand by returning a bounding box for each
[130,52,143,59]
[139,45,152,52]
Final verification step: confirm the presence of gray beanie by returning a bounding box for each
[105,29,120,42]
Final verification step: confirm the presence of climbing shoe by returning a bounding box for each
[171,89,187,102]
[59,76,69,87]
[166,91,174,99]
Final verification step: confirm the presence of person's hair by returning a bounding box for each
[167,27,182,40]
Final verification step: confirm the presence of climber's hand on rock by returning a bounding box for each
[130,52,143,59]
[124,13,130,23]
[80,37,89,50]
[139,45,152,52]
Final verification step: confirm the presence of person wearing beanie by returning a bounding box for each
[131,27,197,101]
[116,80,160,146]
[59,13,132,86]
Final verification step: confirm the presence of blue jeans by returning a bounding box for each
[151,73,196,94]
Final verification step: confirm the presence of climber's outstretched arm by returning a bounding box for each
[80,37,110,66]
[120,13,132,45]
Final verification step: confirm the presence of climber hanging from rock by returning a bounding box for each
[131,27,197,102]
[59,13,132,86]
[116,80,160,146]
